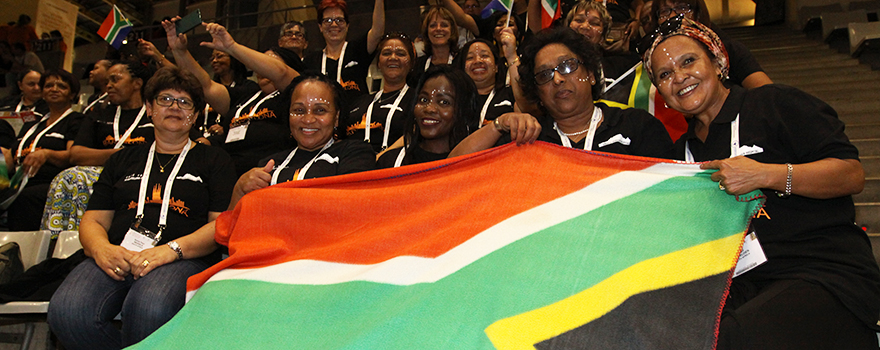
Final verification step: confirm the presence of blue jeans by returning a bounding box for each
[47,258,209,350]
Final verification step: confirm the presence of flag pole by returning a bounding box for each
[505,9,512,29]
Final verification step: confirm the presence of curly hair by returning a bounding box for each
[40,69,81,103]
[421,7,459,58]
[405,65,479,155]
[144,66,206,113]
[517,27,604,105]
[564,1,613,41]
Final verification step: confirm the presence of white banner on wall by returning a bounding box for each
[35,0,78,71]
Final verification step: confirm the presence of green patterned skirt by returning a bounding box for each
[41,166,103,235]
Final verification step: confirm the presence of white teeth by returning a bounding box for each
[302,128,319,132]
[422,119,439,125]
[678,84,697,96]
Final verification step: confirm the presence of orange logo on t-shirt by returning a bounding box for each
[340,80,360,91]
[346,113,383,136]
[127,183,190,217]
[103,135,147,147]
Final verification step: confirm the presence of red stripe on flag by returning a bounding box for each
[97,11,116,38]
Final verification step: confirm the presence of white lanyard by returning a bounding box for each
[393,147,407,167]
[321,42,349,83]
[364,85,409,149]
[234,91,278,122]
[203,103,211,128]
[684,113,740,162]
[554,107,603,150]
[137,140,193,237]
[271,139,335,185]
[424,55,454,71]
[113,105,147,149]
[83,92,108,114]
[479,89,497,126]
[15,101,23,113]
[16,108,73,159]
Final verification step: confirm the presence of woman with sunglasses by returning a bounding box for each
[378,65,478,168]
[649,0,771,89]
[451,28,674,159]
[49,66,236,350]
[344,32,416,153]
[303,0,385,104]
[642,19,880,349]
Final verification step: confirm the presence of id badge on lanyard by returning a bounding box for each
[227,91,277,143]
[733,230,768,277]
[226,123,248,143]
[120,141,192,252]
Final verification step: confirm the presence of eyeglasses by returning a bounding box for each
[155,95,195,110]
[534,58,584,85]
[321,17,347,26]
[282,30,305,38]
[658,3,692,20]
[636,14,684,55]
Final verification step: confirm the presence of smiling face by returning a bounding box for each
[414,75,456,148]
[569,9,604,45]
[19,70,42,104]
[319,7,349,44]
[427,15,452,47]
[106,64,142,106]
[494,16,519,43]
[650,35,727,120]
[210,50,231,76]
[146,89,196,134]
[534,43,595,121]
[464,42,497,90]
[378,38,412,84]
[42,75,72,105]
[278,24,307,52]
[289,80,338,151]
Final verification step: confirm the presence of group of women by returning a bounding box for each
[1,0,869,348]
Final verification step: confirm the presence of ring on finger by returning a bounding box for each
[114,267,123,275]
[142,259,150,267]
[719,182,726,191]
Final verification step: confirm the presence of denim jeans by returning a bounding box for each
[47,258,209,350]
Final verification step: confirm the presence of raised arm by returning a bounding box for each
[138,39,174,68]
[440,0,480,35]
[366,0,386,54]
[162,19,232,116]
[499,27,537,114]
[527,0,542,34]
[202,22,299,91]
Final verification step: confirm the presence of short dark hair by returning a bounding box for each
[377,32,415,76]
[518,27,604,104]
[284,71,347,138]
[40,69,80,103]
[651,0,711,27]
[210,51,250,86]
[280,21,307,38]
[404,65,479,155]
[144,66,206,112]
[453,38,506,94]
[317,0,349,23]
[114,60,156,98]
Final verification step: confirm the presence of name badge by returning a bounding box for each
[120,224,159,252]
[17,111,37,123]
[225,124,248,143]
[733,230,768,278]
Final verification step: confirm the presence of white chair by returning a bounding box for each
[849,22,880,56]
[820,9,868,41]
[0,231,54,350]
[52,231,82,259]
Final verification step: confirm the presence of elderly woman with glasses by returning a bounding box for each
[303,0,385,104]
[451,27,673,159]
[642,18,880,349]
[48,66,237,350]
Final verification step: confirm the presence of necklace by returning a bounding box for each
[156,153,178,173]
[555,124,591,137]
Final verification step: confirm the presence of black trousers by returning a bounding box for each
[8,182,50,231]
[718,278,878,350]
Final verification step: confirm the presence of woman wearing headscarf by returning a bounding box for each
[642,17,880,348]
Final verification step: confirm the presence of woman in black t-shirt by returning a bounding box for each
[378,65,478,168]
[642,18,880,349]
[453,39,515,126]
[7,69,84,231]
[48,66,236,350]
[411,7,458,86]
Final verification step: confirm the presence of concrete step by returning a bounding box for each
[832,101,880,121]
[771,70,880,88]
[853,178,880,203]
[752,49,850,63]
[803,89,880,103]
[852,139,880,157]
[768,65,875,81]
[861,156,880,177]
[762,58,862,73]
[847,125,880,142]
[750,42,830,56]
[856,204,880,233]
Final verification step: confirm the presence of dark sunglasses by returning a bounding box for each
[636,14,685,56]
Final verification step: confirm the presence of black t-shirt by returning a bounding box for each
[88,142,236,263]
[597,0,635,23]
[211,85,292,177]
[344,86,414,153]
[0,95,49,117]
[498,103,675,158]
[476,85,515,126]
[376,145,448,168]
[303,33,375,106]
[0,119,15,150]
[82,92,111,115]
[257,139,376,183]
[15,111,84,184]
[74,106,154,150]
[674,84,880,328]
[409,55,455,88]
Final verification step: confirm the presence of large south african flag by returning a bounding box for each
[97,5,132,49]
[132,142,762,349]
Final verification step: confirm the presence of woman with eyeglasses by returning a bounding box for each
[648,0,771,89]
[6,69,84,231]
[48,66,237,350]
[303,0,385,104]
[410,7,458,87]
[642,19,880,349]
[344,32,416,153]
[378,65,478,168]
[450,28,674,159]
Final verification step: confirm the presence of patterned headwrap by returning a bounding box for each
[640,16,729,83]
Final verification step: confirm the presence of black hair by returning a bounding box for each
[39,69,81,103]
[377,32,415,80]
[268,46,303,70]
[210,51,250,87]
[453,38,507,94]
[404,65,479,158]
[283,71,347,139]
[651,0,712,27]
[11,69,39,96]
[114,60,156,97]
[144,66,207,113]
[518,27,604,104]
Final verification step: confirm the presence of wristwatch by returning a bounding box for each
[167,241,184,260]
